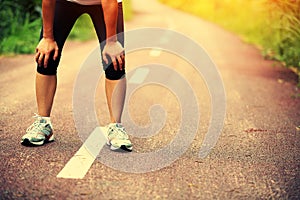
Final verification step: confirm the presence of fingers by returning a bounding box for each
[35,49,45,67]
[35,39,59,68]
[103,52,125,71]
[102,52,109,65]
[116,54,124,71]
[44,53,50,68]
[111,54,125,71]
[35,48,59,68]
[35,50,40,65]
[112,57,118,71]
[53,47,59,61]
[102,41,125,71]
[35,50,49,68]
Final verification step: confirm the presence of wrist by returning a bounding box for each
[106,35,117,43]
[42,37,56,43]
[43,30,54,40]
[43,36,54,41]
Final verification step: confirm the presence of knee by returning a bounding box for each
[36,54,61,75]
[104,63,126,80]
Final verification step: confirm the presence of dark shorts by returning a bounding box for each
[37,0,125,80]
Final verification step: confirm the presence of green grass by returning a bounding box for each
[0,15,41,55]
[0,1,42,55]
[68,14,97,41]
[159,0,300,75]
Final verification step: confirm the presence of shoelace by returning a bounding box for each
[26,114,46,134]
[108,125,128,140]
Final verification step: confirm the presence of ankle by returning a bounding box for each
[37,114,52,127]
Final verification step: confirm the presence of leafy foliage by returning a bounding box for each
[160,0,300,75]
[0,0,42,54]
[265,0,300,69]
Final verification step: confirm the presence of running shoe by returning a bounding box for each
[105,123,133,152]
[21,115,54,146]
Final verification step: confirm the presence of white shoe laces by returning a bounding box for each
[26,114,47,135]
[108,124,128,140]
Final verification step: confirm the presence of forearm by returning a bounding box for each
[42,0,56,39]
[101,0,118,42]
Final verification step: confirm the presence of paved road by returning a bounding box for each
[1,0,299,199]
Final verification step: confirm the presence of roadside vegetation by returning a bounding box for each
[0,0,132,55]
[159,0,300,83]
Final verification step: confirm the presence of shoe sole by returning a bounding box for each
[102,127,133,152]
[107,141,133,152]
[21,135,55,146]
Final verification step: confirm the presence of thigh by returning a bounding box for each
[88,2,125,48]
[37,0,83,74]
[52,0,83,48]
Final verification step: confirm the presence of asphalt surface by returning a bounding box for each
[1,0,300,199]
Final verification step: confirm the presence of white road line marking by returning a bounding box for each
[129,67,150,84]
[57,127,107,179]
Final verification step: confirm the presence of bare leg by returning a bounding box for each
[35,73,57,117]
[105,77,126,123]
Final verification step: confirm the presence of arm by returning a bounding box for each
[35,0,59,68]
[101,0,125,70]
[101,0,118,42]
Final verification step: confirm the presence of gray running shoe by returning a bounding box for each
[21,115,54,146]
[106,123,132,152]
